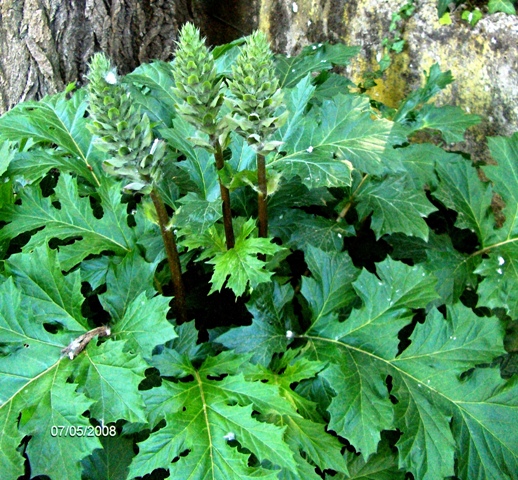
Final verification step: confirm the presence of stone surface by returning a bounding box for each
[257,0,518,161]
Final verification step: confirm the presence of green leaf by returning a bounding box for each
[173,191,223,235]
[6,149,93,185]
[273,94,398,184]
[270,209,354,253]
[280,75,316,148]
[411,104,481,143]
[434,156,495,245]
[302,246,360,332]
[0,178,14,211]
[276,42,359,89]
[0,278,74,403]
[75,340,148,423]
[452,369,518,480]
[6,245,88,331]
[228,131,258,172]
[474,133,518,316]
[80,255,112,290]
[398,143,461,190]
[303,253,516,478]
[488,0,516,14]
[0,278,97,480]
[160,117,220,200]
[320,361,395,460]
[0,89,102,185]
[243,357,326,421]
[485,132,518,239]
[355,174,436,240]
[213,37,246,73]
[20,364,101,480]
[81,434,135,480]
[313,72,355,101]
[99,250,157,321]
[394,64,454,123]
[268,176,335,212]
[388,231,479,305]
[112,292,177,359]
[475,244,518,317]
[305,260,438,458]
[129,353,297,479]
[338,438,406,479]
[283,415,349,475]
[439,11,453,25]
[215,281,294,365]
[461,9,483,26]
[0,400,25,479]
[437,0,452,17]
[0,141,15,176]
[392,306,510,479]
[124,60,177,127]
[0,175,136,270]
[185,218,284,297]
[20,360,100,480]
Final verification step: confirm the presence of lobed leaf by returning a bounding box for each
[98,250,158,321]
[6,245,88,331]
[124,60,177,127]
[474,133,518,316]
[301,246,360,333]
[434,156,495,245]
[0,89,102,185]
[215,281,295,365]
[276,42,359,89]
[0,277,98,480]
[0,175,136,270]
[355,174,436,240]
[388,232,479,305]
[272,93,398,188]
[129,353,298,479]
[410,104,480,144]
[75,340,148,424]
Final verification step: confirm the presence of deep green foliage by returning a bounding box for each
[0,26,517,480]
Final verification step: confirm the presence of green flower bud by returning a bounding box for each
[172,23,223,137]
[226,31,287,153]
[86,53,164,192]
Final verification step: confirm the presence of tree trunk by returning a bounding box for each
[0,0,261,114]
[0,0,195,113]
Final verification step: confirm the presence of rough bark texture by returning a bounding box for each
[0,0,194,113]
[0,0,261,114]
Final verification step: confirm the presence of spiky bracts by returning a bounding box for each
[172,23,224,137]
[86,52,164,193]
[226,31,287,154]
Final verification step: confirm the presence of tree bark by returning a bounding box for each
[0,0,195,113]
[0,0,262,114]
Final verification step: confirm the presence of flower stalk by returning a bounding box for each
[225,31,287,239]
[86,52,187,323]
[172,23,235,249]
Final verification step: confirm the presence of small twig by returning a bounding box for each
[61,326,111,360]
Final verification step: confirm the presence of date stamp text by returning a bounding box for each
[50,425,117,437]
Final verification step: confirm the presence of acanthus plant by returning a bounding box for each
[0,22,516,480]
